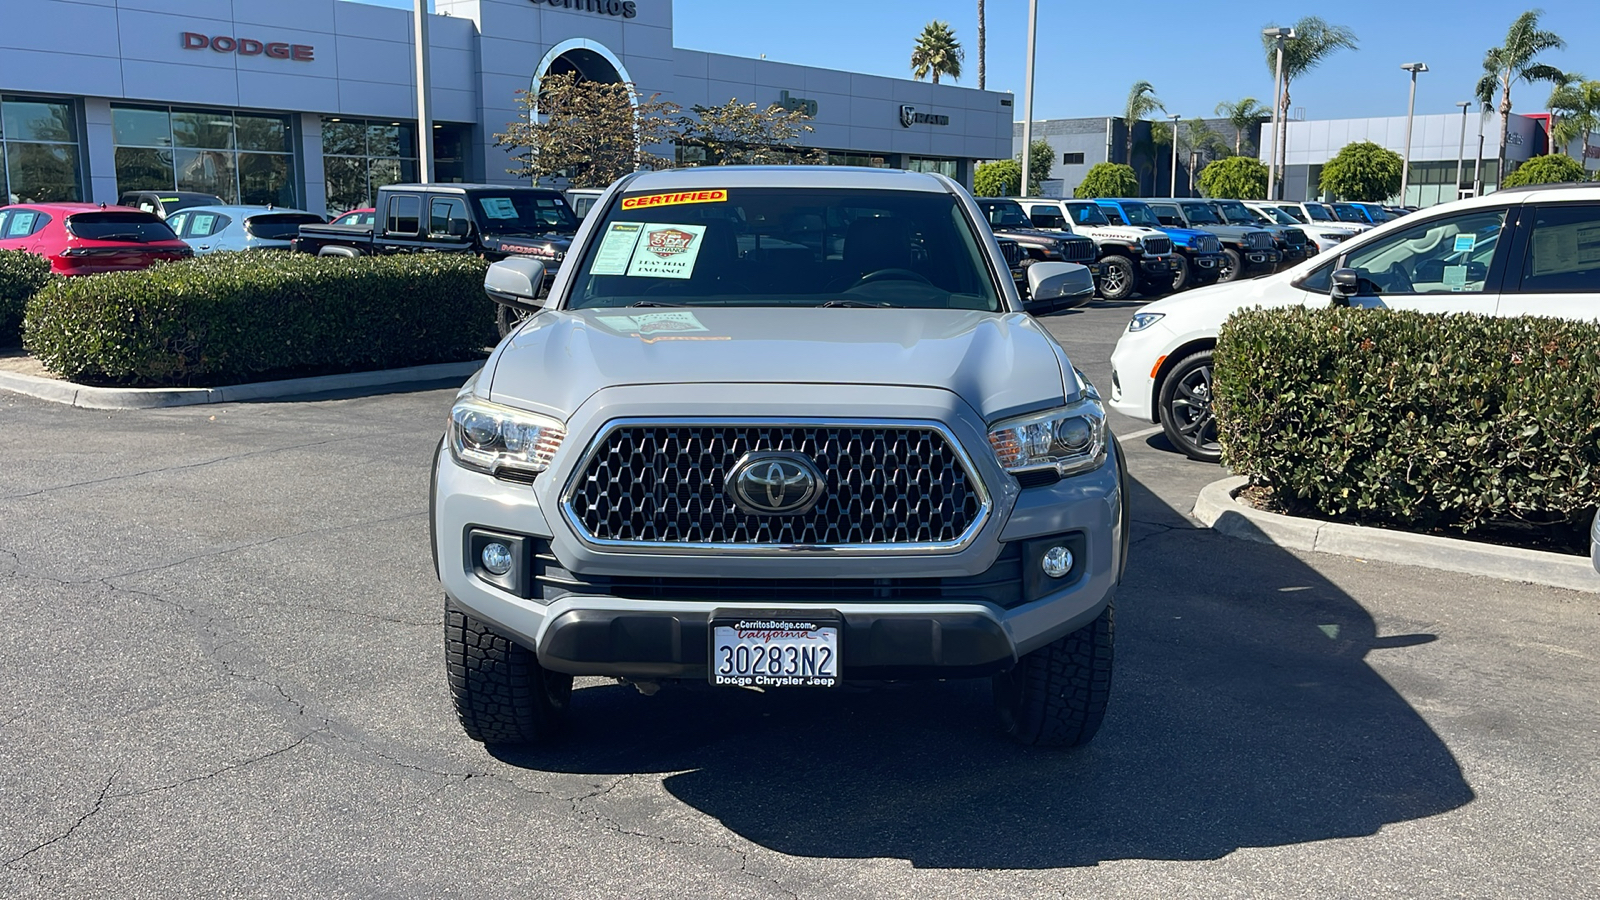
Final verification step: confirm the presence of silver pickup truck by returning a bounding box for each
[432,167,1127,749]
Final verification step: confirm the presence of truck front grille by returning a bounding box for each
[563,421,988,550]
[997,239,1024,268]
[1193,234,1221,253]
[1246,231,1274,251]
[1282,227,1308,247]
[1059,238,1096,263]
[1141,236,1172,255]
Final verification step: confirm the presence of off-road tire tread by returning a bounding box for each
[1169,254,1190,292]
[996,604,1114,748]
[1098,254,1137,301]
[1218,248,1244,283]
[445,599,570,745]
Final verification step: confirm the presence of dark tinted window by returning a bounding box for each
[976,200,1030,227]
[467,191,578,235]
[1212,200,1257,225]
[386,194,421,235]
[428,197,468,237]
[1028,208,1066,229]
[1517,204,1600,293]
[1061,152,1085,165]
[1118,203,1161,227]
[1332,203,1368,223]
[1176,203,1222,225]
[1100,205,1126,225]
[245,213,322,240]
[64,211,177,241]
[1064,202,1109,226]
[568,187,1002,312]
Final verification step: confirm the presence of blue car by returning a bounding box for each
[165,205,325,255]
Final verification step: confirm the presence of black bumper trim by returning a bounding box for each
[537,608,1016,680]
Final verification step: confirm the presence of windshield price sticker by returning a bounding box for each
[591,222,643,275]
[1453,234,1477,253]
[711,619,840,687]
[625,223,707,279]
[478,197,518,219]
[620,190,728,210]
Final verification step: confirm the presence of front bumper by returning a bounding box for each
[1243,248,1281,270]
[433,399,1125,679]
[1108,321,1174,422]
[1138,255,1180,279]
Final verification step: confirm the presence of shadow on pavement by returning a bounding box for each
[493,473,1474,868]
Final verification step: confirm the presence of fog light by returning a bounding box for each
[481,542,514,576]
[1041,545,1073,579]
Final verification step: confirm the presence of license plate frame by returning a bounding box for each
[709,614,841,688]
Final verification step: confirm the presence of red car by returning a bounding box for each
[0,203,192,275]
[330,208,376,227]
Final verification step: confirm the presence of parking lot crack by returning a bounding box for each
[108,731,322,802]
[3,771,117,872]
[0,437,354,502]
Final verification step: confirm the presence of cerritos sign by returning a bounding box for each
[182,32,314,61]
[533,0,639,19]
[898,105,949,128]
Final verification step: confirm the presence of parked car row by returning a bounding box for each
[1108,182,1599,462]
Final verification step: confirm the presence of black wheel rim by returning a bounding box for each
[1169,363,1220,454]
[1218,254,1236,281]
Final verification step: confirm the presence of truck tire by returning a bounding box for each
[1097,255,1137,301]
[445,598,572,746]
[1168,254,1191,292]
[1217,248,1244,283]
[993,603,1114,748]
[1157,350,1223,462]
[496,304,531,339]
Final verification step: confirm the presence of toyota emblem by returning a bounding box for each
[728,452,823,516]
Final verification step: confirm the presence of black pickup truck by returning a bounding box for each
[293,183,580,264]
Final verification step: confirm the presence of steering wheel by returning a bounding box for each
[1371,261,1414,294]
[850,268,932,289]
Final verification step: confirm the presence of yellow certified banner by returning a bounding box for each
[620,189,729,210]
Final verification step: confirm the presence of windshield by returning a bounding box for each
[467,191,579,236]
[1064,202,1110,226]
[1178,203,1222,225]
[65,212,177,242]
[1118,203,1160,227]
[977,199,1031,228]
[1302,203,1335,222]
[245,213,324,240]
[1212,200,1258,225]
[566,187,1003,312]
[1272,205,1307,224]
[1332,203,1367,223]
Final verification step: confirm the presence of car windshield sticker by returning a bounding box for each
[1443,265,1469,288]
[1453,234,1477,253]
[1531,223,1600,276]
[5,212,36,237]
[591,222,643,275]
[478,197,518,219]
[595,312,710,335]
[620,190,728,211]
[191,213,217,236]
[625,223,707,280]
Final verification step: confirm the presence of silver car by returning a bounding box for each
[166,205,325,255]
[433,166,1124,749]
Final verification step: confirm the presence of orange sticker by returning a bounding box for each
[620,189,729,210]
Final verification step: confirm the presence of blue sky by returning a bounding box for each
[355,1,1597,121]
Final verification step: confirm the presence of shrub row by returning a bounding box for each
[24,253,497,386]
[1214,306,1600,538]
[0,249,53,347]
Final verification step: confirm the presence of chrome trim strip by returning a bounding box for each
[558,417,994,556]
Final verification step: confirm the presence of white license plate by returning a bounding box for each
[710,618,839,687]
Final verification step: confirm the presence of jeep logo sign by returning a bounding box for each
[182,32,314,61]
[899,105,950,128]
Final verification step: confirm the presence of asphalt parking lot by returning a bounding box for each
[2,301,1597,899]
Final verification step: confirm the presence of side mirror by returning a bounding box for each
[1330,267,1360,307]
[1025,261,1095,312]
[447,217,471,238]
[484,258,549,313]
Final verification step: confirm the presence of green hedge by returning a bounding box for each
[24,253,497,386]
[0,249,53,347]
[1214,306,1600,537]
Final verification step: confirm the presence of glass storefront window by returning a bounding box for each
[1,96,82,202]
[321,116,437,214]
[113,105,295,207]
[906,157,957,178]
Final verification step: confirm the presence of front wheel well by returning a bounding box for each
[1149,338,1217,421]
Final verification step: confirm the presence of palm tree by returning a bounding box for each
[1260,18,1358,183]
[1215,97,1271,155]
[972,0,985,91]
[1475,10,1567,182]
[1543,69,1582,155]
[1549,77,1600,162]
[1123,81,1164,166]
[910,21,963,85]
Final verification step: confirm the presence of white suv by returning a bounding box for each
[1109,183,1600,461]
[1245,201,1356,254]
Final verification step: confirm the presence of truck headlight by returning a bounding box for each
[987,397,1107,477]
[448,397,565,479]
[1128,312,1165,332]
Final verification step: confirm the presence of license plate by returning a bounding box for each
[710,616,840,687]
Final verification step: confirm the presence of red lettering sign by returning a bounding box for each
[180,32,314,62]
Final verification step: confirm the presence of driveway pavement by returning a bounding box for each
[1,302,1596,898]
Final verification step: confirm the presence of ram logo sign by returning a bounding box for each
[899,105,950,128]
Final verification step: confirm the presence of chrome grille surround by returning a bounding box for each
[1245,231,1274,251]
[560,418,992,555]
[1141,235,1173,255]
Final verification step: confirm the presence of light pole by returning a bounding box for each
[1019,0,1037,197]
[1398,62,1427,204]
[1454,100,1471,200]
[1264,27,1295,200]
[1168,113,1181,197]
[414,0,434,183]
[1473,101,1487,196]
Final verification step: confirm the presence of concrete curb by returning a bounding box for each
[1194,476,1600,595]
[0,360,483,410]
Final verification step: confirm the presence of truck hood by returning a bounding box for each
[1077,224,1166,243]
[486,307,1069,423]
[1139,268,1313,322]
[1156,226,1215,244]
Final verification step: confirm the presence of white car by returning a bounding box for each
[1274,201,1370,235]
[1021,198,1178,300]
[1109,183,1600,461]
[1245,201,1355,254]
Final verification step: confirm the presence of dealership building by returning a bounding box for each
[0,0,1014,214]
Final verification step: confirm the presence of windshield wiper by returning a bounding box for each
[95,233,147,242]
[819,299,891,308]
[628,300,685,308]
